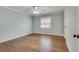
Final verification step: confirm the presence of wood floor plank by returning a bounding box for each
[0,33,69,52]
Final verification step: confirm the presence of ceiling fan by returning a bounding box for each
[32,6,48,15]
[33,6,40,14]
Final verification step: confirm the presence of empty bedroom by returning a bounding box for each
[0,6,75,52]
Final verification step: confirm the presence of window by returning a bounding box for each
[40,16,51,28]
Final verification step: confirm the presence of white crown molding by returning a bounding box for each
[1,6,64,17]
[2,6,30,16]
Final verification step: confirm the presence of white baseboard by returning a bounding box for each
[64,37,70,52]
[0,32,32,43]
[0,32,64,43]
[32,32,64,37]
[65,40,70,52]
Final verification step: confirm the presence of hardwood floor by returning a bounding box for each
[0,33,69,52]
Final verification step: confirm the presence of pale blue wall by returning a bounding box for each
[0,7,32,42]
[0,6,64,42]
[32,13,64,36]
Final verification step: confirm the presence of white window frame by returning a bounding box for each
[40,16,51,29]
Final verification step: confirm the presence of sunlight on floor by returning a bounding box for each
[40,36,53,52]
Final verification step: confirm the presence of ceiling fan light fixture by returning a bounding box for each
[34,6,38,10]
[34,10,39,14]
[33,6,39,14]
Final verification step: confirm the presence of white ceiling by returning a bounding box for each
[4,6,64,16]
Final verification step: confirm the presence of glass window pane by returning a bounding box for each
[41,19,45,23]
[40,16,51,28]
